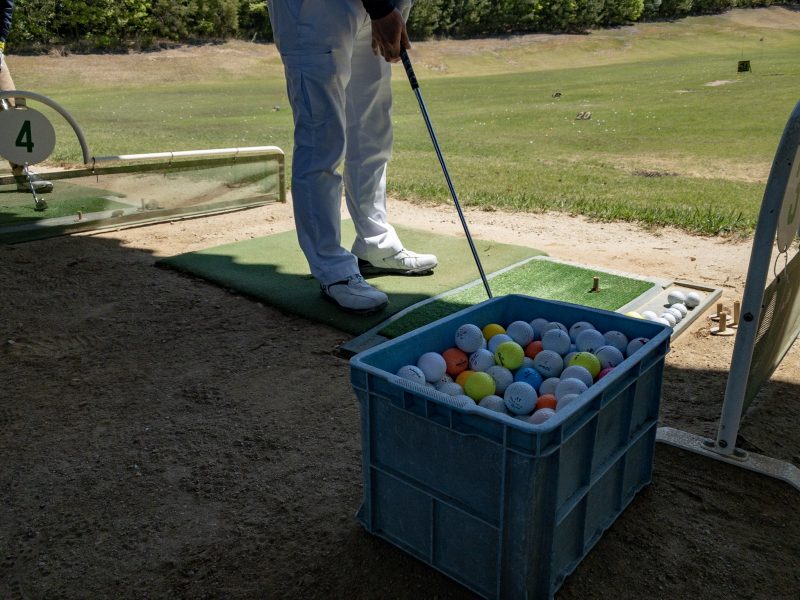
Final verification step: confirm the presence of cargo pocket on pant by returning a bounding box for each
[282,51,340,129]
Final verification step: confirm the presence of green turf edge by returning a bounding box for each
[379,259,656,338]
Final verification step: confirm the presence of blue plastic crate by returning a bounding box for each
[350,294,671,599]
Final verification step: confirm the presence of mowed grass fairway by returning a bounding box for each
[16,7,800,235]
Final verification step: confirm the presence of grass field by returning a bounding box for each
[14,7,800,235]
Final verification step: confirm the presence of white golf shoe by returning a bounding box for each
[320,274,389,314]
[358,249,438,275]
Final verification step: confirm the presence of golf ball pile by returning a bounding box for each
[395,318,650,426]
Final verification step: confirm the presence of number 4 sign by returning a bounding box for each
[0,107,56,166]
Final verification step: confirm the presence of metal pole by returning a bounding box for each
[400,49,492,299]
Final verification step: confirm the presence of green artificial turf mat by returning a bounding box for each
[157,220,543,336]
[378,257,656,338]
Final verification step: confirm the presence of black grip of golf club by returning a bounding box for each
[400,49,419,90]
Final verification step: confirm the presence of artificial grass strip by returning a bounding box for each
[379,259,655,338]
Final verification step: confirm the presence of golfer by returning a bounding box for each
[268,0,437,314]
[0,0,53,193]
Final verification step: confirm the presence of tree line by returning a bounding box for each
[8,0,796,51]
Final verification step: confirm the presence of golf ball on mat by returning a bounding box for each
[468,348,496,372]
[671,303,688,317]
[479,395,508,414]
[417,352,447,383]
[659,312,677,327]
[504,381,538,415]
[666,307,683,322]
[533,350,564,378]
[396,364,427,384]
[455,323,485,353]
[685,291,702,308]
[667,290,687,305]
[506,320,534,346]
[486,365,514,395]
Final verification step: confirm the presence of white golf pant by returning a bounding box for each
[268,0,412,285]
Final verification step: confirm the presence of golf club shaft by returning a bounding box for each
[400,49,492,299]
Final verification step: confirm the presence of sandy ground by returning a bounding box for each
[1,196,799,599]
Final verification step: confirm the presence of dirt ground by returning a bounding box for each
[1,196,799,599]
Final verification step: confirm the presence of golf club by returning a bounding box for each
[400,48,492,299]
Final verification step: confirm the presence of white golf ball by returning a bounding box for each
[503,381,538,415]
[396,364,427,384]
[642,310,658,320]
[529,317,549,341]
[486,365,514,395]
[568,321,596,343]
[417,352,447,383]
[520,356,536,370]
[532,349,564,378]
[556,393,580,411]
[539,377,560,396]
[626,337,649,357]
[469,348,496,372]
[667,290,687,305]
[527,408,556,425]
[506,320,534,346]
[685,291,702,308]
[479,395,508,414]
[555,377,588,401]
[437,382,464,396]
[576,328,606,353]
[603,330,629,353]
[671,303,688,317]
[654,316,672,327]
[560,364,593,388]
[666,307,683,322]
[434,373,454,389]
[659,312,677,327]
[594,345,625,369]
[542,329,571,355]
[488,333,514,354]
[455,323,485,353]
[541,321,568,335]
